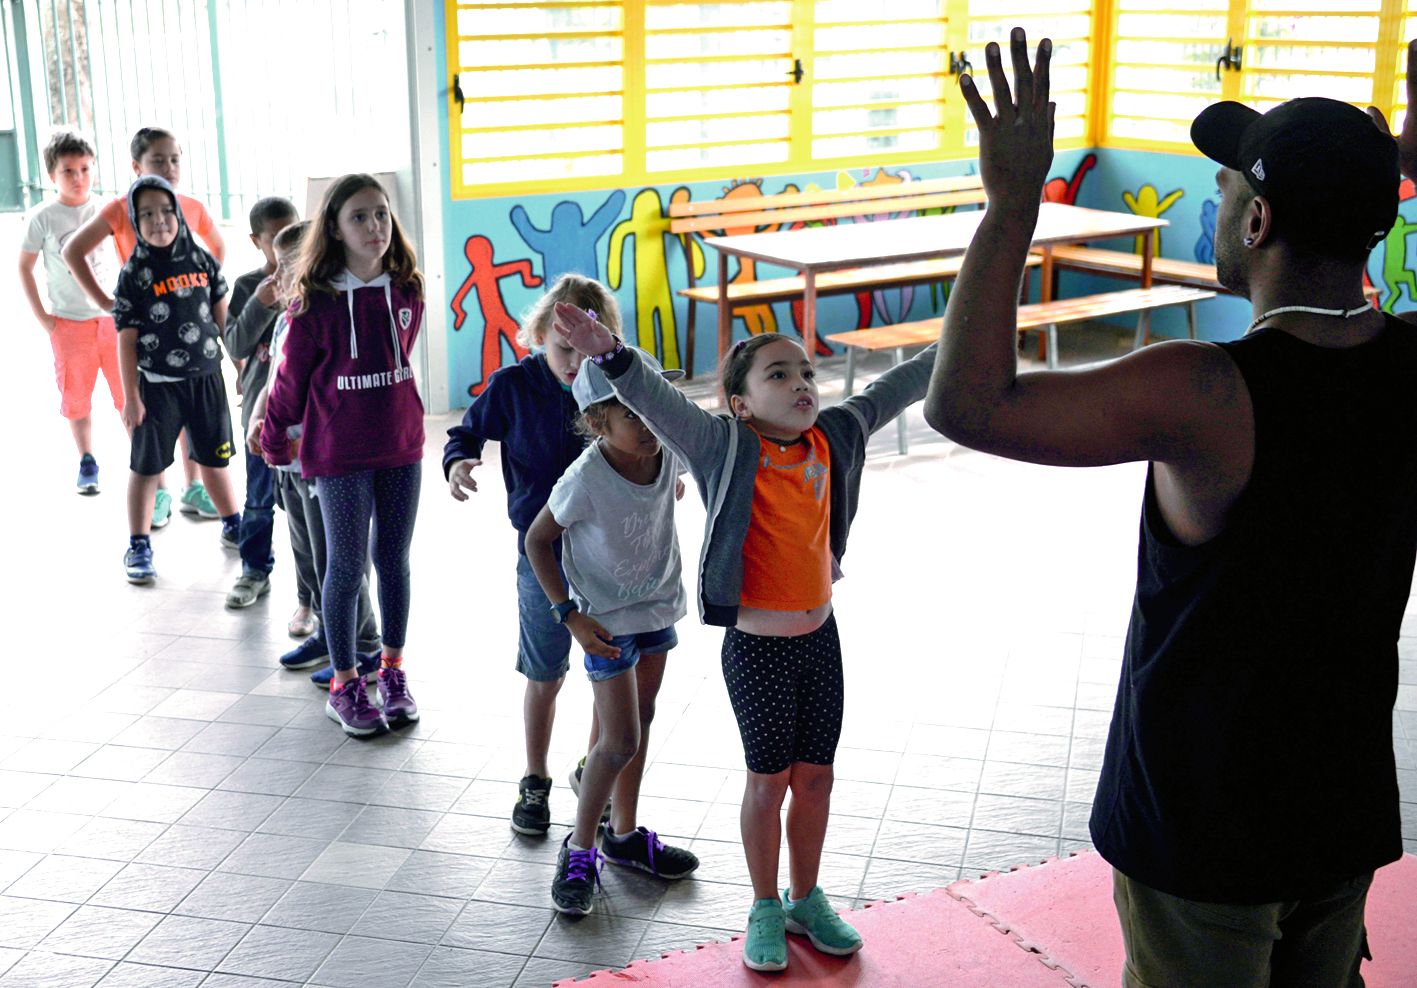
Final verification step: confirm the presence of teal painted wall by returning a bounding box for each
[1070,147,1417,341]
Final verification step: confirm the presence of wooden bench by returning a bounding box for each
[1049,245,1382,301]
[825,285,1216,454]
[669,175,989,377]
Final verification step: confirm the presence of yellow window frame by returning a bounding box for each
[446,0,1093,200]
[1099,0,1412,155]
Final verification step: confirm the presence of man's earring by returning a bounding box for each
[1243,236,1255,247]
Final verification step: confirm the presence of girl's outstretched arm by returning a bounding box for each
[525,506,621,659]
[837,342,938,438]
[553,302,729,477]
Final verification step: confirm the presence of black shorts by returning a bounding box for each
[721,613,844,775]
[130,371,235,476]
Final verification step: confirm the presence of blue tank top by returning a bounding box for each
[1090,317,1417,903]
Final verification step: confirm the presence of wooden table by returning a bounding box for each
[701,203,1169,363]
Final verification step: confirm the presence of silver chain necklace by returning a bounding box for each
[1246,303,1371,335]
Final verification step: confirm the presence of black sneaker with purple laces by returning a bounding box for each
[551,836,602,915]
[599,824,699,880]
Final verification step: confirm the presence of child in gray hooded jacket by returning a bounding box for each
[554,305,935,973]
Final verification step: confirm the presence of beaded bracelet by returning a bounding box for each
[590,337,624,366]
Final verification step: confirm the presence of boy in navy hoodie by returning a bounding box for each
[443,274,611,834]
[115,175,241,584]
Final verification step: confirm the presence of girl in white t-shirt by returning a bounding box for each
[524,346,699,916]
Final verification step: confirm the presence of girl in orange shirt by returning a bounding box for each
[555,309,936,973]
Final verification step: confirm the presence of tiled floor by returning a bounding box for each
[4,220,1415,986]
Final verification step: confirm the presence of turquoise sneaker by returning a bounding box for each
[179,482,219,519]
[742,897,788,972]
[782,886,862,956]
[151,488,172,529]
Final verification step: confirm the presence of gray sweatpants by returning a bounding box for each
[275,470,380,651]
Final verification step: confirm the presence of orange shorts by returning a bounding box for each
[51,316,123,420]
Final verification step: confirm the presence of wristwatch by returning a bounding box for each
[549,600,579,624]
[590,338,624,366]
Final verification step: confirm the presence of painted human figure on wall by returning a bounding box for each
[450,234,542,396]
[705,179,784,340]
[510,190,626,284]
[1043,153,1097,206]
[607,187,701,370]
[1378,213,1417,312]
[1122,184,1184,256]
[1195,198,1219,264]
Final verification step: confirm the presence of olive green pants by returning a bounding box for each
[1112,868,1372,988]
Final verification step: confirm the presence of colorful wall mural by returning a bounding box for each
[1065,148,1417,341]
[439,152,1100,404]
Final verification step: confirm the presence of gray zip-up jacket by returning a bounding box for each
[601,342,937,626]
[225,268,281,429]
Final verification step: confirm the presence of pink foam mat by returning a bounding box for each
[951,851,1417,988]
[553,890,1070,987]
[555,853,1417,987]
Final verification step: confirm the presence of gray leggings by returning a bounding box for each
[275,470,380,651]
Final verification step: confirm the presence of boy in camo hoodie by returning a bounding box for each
[114,174,241,585]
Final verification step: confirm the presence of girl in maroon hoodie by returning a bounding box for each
[261,174,425,736]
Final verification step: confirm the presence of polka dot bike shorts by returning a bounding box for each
[721,613,844,775]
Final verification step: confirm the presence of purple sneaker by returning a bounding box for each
[377,665,419,724]
[325,677,387,737]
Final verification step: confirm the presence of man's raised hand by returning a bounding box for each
[958,28,1056,210]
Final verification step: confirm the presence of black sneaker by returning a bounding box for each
[512,775,552,835]
[599,824,699,880]
[551,836,602,916]
[568,757,612,825]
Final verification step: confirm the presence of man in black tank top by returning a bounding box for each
[924,28,1413,988]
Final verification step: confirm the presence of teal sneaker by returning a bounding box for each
[179,482,219,519]
[151,488,172,529]
[782,886,862,956]
[742,897,788,972]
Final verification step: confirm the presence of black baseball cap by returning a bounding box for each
[1190,97,1399,255]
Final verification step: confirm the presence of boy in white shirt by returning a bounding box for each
[17,132,123,495]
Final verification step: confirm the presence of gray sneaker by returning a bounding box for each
[225,573,271,609]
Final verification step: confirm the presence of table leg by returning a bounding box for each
[1141,230,1154,288]
[1187,302,1198,341]
[1133,310,1151,351]
[895,347,908,455]
[683,244,697,379]
[803,269,818,362]
[1046,324,1059,370]
[717,252,731,367]
[1038,246,1055,362]
[843,347,856,397]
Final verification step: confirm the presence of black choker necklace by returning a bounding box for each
[759,432,805,452]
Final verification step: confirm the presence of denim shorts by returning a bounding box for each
[585,625,678,682]
[516,553,571,682]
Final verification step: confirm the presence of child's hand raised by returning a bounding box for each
[567,612,621,659]
[553,302,617,357]
[448,458,482,501]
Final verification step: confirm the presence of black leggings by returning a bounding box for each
[318,464,421,671]
[721,614,844,775]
